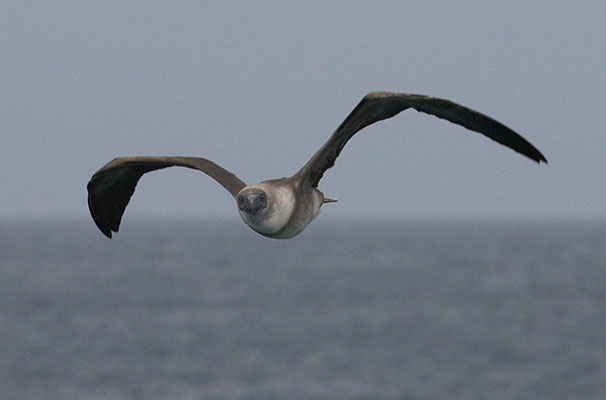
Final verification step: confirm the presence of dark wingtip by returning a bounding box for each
[528,154,547,164]
[530,149,548,165]
[89,201,114,239]
[539,152,548,164]
[87,183,115,239]
[100,221,113,239]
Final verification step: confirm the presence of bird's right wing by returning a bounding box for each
[86,156,246,238]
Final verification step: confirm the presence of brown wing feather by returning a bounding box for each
[87,156,246,238]
[296,92,547,187]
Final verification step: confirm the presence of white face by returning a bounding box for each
[237,183,296,235]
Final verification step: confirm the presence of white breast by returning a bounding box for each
[238,184,296,235]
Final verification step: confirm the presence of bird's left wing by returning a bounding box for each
[87,156,246,238]
[295,91,547,187]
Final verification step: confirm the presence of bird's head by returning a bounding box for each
[237,189,268,217]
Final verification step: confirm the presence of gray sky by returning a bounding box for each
[2,2,605,221]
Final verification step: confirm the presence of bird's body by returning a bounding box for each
[87,91,547,239]
[236,178,324,239]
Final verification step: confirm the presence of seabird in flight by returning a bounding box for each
[87,91,547,239]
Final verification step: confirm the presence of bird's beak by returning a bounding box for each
[323,197,338,203]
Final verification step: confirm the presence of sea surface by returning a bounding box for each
[1,218,605,399]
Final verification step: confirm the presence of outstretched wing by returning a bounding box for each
[87,156,246,238]
[296,91,547,187]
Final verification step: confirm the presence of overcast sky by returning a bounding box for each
[2,2,605,222]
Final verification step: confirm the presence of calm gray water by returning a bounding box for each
[1,219,605,399]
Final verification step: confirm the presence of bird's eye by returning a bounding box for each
[260,194,266,201]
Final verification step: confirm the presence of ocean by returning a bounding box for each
[1,219,605,399]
